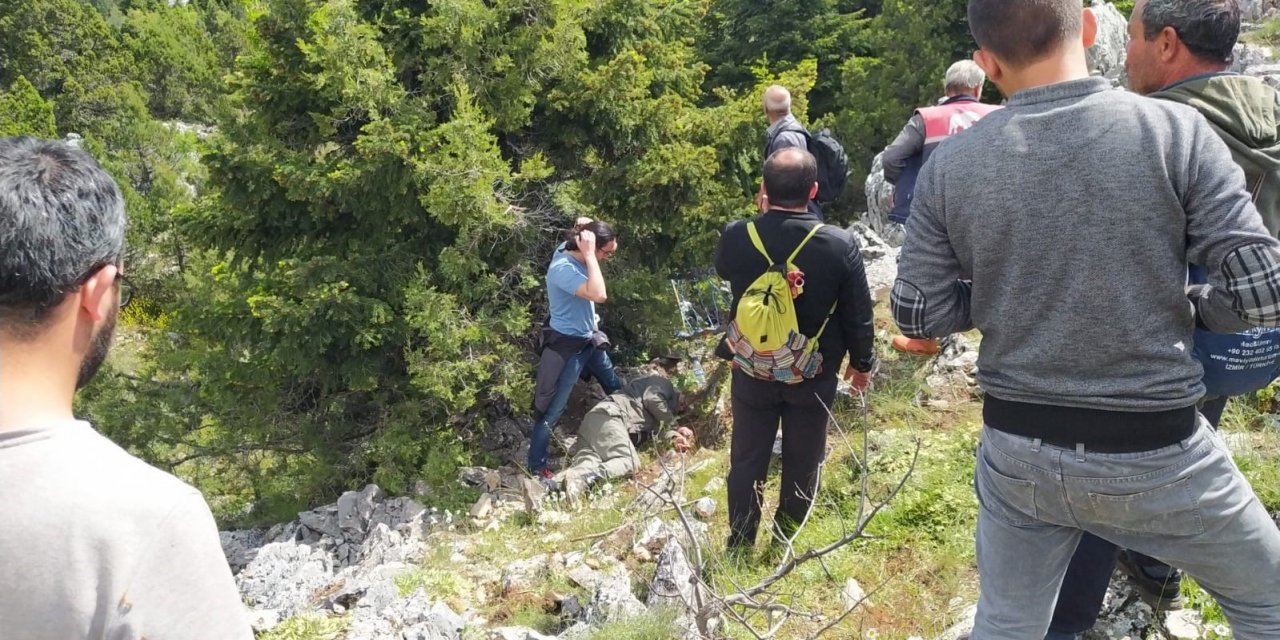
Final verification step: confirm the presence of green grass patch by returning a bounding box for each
[258,613,350,640]
[581,606,680,640]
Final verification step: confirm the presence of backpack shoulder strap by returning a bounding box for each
[786,224,825,264]
[745,222,774,265]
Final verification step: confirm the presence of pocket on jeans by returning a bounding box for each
[975,447,1039,526]
[1088,476,1204,537]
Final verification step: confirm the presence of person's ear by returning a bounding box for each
[77,264,117,324]
[808,182,819,200]
[1082,7,1099,49]
[974,50,1002,87]
[1158,25,1179,62]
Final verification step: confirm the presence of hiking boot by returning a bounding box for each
[565,470,603,506]
[563,471,587,506]
[1116,550,1183,609]
[891,335,940,355]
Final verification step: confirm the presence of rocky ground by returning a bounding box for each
[218,319,1277,639]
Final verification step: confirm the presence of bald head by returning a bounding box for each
[763,85,792,117]
[762,148,818,209]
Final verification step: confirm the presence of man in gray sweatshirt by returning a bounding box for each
[892,0,1280,637]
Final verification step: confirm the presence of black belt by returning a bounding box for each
[984,395,1198,453]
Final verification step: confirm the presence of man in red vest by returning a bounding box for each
[882,60,1001,355]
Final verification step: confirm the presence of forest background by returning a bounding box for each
[0,0,1133,525]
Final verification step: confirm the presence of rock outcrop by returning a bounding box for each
[1087,1,1130,88]
[861,152,905,248]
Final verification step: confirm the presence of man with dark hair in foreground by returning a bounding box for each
[0,137,251,639]
[893,0,1280,636]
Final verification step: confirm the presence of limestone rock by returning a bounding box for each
[347,589,464,640]
[236,541,335,618]
[489,628,561,640]
[247,608,281,633]
[849,221,901,294]
[502,555,551,595]
[841,577,868,611]
[862,152,905,248]
[471,493,495,520]
[936,604,976,640]
[220,529,265,575]
[1233,43,1276,73]
[1162,609,1204,639]
[1087,1,1129,88]
[585,569,644,624]
[647,539,697,609]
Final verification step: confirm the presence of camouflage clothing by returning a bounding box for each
[564,375,678,480]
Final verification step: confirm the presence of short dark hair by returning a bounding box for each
[762,148,818,209]
[969,0,1084,67]
[564,220,617,251]
[1142,0,1240,65]
[0,137,126,333]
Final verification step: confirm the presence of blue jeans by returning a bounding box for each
[528,347,620,473]
[973,422,1280,639]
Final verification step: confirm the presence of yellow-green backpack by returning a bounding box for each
[726,222,834,383]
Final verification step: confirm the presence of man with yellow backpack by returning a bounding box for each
[714,147,878,549]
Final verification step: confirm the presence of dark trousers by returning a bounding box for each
[727,370,837,548]
[1048,401,1227,634]
[1049,532,1122,633]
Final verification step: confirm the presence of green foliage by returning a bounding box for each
[582,607,679,640]
[700,0,872,117]
[829,0,975,203]
[258,613,350,640]
[121,5,224,120]
[396,569,471,601]
[0,76,57,138]
[40,0,986,522]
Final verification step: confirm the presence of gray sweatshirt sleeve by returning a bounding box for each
[1183,119,1280,332]
[112,492,254,639]
[890,160,973,338]
[881,114,924,185]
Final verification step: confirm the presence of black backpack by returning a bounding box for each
[767,123,851,203]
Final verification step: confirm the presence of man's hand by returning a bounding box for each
[671,427,694,453]
[577,229,597,256]
[845,365,874,394]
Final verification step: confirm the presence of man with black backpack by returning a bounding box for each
[716,147,876,549]
[758,86,851,219]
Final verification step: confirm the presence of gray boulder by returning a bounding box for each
[862,152,904,248]
[236,541,334,618]
[647,539,697,609]
[347,589,464,640]
[585,569,645,625]
[1087,1,1129,88]
[219,529,265,575]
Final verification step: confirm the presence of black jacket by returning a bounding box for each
[715,210,877,374]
